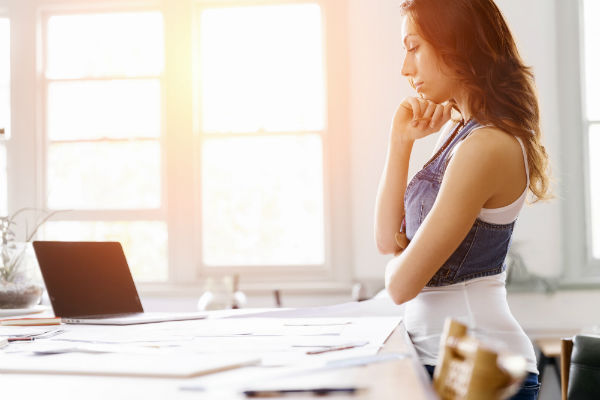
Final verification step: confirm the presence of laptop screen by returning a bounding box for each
[33,241,144,318]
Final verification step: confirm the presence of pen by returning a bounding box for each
[7,336,37,342]
[244,387,362,397]
[306,340,368,355]
[6,329,65,342]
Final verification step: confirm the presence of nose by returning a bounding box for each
[401,54,413,77]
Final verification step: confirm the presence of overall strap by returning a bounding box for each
[430,119,480,174]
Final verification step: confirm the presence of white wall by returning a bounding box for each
[348,0,562,280]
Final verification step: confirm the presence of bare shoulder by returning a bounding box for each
[449,126,527,203]
[454,126,523,165]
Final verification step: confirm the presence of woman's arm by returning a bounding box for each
[374,131,414,254]
[384,128,515,304]
[374,98,452,254]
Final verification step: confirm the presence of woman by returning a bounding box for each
[374,0,550,398]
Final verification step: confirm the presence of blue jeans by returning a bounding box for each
[424,365,540,400]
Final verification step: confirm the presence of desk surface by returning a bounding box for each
[0,315,435,399]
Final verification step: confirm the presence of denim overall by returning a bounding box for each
[403,119,514,287]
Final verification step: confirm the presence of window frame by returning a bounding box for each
[557,0,600,285]
[2,0,352,290]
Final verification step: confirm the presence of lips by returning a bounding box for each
[414,81,424,91]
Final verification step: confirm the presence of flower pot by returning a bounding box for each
[0,243,44,309]
[0,282,43,308]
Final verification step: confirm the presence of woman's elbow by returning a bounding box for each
[375,235,397,255]
[385,281,418,305]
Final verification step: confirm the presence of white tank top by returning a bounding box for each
[405,124,537,373]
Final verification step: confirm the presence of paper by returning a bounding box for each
[0,353,260,378]
[1,300,403,381]
[45,318,348,345]
[0,326,60,337]
[226,297,404,319]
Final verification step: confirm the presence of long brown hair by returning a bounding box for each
[400,0,551,201]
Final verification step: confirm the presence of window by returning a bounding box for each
[41,11,168,281]
[3,0,350,287]
[0,16,8,216]
[558,0,600,281]
[198,4,325,267]
[582,0,600,260]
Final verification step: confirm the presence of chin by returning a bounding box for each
[419,92,437,102]
[421,91,449,104]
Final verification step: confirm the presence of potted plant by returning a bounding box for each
[0,208,59,308]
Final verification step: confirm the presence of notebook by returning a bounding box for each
[33,241,206,325]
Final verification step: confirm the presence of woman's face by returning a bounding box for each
[401,16,457,103]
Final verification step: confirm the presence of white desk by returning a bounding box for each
[0,307,436,399]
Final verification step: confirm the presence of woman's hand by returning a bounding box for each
[391,97,453,143]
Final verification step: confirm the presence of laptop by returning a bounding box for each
[33,241,207,325]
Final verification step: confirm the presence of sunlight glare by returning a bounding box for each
[202,134,325,266]
[47,12,164,79]
[200,4,325,133]
[48,141,161,209]
[48,80,160,140]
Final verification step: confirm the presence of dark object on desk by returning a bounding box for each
[561,334,600,400]
[244,387,363,397]
[33,241,206,325]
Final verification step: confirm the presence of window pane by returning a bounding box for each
[43,221,168,281]
[200,4,325,133]
[47,12,164,79]
[48,141,161,209]
[0,18,9,138]
[0,19,8,212]
[589,125,600,259]
[0,144,6,216]
[48,80,160,140]
[202,134,324,266]
[0,18,8,85]
[583,0,600,120]
[0,86,8,138]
